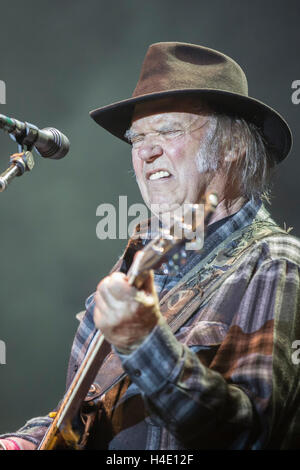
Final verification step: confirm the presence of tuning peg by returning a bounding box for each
[160,260,181,276]
[167,259,180,276]
[171,249,187,266]
[169,266,180,276]
[161,263,169,275]
[179,248,187,265]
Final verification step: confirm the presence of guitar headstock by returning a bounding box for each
[127,192,218,288]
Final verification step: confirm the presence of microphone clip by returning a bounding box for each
[9,121,40,150]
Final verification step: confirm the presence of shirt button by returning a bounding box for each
[134,369,141,377]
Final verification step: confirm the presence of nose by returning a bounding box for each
[137,142,163,163]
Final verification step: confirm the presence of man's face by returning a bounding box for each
[129,100,222,214]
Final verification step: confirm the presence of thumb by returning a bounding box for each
[140,269,156,295]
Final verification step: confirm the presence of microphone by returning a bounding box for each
[0,114,70,160]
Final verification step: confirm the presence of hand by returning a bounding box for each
[94,270,162,354]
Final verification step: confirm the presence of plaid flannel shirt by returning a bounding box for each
[2,199,300,449]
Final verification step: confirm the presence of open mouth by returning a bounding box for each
[147,170,172,181]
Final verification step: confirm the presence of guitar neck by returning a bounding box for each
[38,330,107,450]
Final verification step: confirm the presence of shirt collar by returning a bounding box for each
[201,198,263,255]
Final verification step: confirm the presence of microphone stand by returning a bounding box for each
[0,149,35,192]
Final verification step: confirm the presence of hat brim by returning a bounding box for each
[90,89,292,163]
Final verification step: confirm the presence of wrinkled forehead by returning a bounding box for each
[131,97,211,130]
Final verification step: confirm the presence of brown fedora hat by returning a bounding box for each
[90,42,292,162]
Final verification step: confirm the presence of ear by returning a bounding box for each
[224,147,246,163]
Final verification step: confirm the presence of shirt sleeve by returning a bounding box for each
[0,415,53,447]
[116,258,300,449]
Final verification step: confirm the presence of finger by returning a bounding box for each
[94,291,107,311]
[107,272,134,299]
[97,272,127,294]
[93,304,104,330]
[93,297,109,330]
[96,278,114,306]
[99,272,137,305]
[139,269,156,294]
[96,272,126,292]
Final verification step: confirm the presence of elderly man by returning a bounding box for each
[1,42,300,450]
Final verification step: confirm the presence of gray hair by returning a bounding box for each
[218,115,274,200]
[194,107,276,201]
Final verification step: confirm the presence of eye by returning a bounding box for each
[161,129,184,139]
[130,135,145,146]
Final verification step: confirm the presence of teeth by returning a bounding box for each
[149,170,170,181]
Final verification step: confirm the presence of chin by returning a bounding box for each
[149,201,182,215]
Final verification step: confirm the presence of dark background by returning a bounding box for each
[0,0,299,434]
